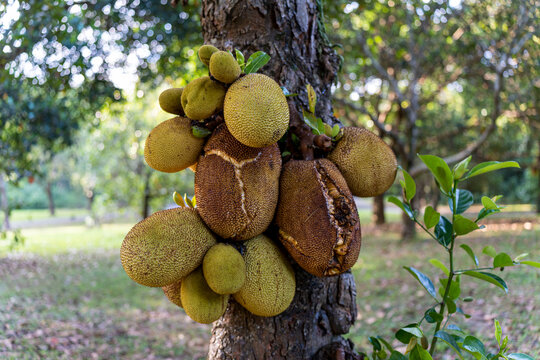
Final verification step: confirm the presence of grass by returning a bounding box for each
[0,223,538,359]
[10,208,89,222]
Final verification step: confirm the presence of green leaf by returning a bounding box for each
[281,86,298,97]
[369,336,382,351]
[483,246,497,258]
[434,331,464,359]
[513,253,529,262]
[453,156,472,180]
[323,123,333,137]
[409,345,433,360]
[400,168,416,202]
[191,125,212,138]
[316,117,325,134]
[447,324,462,332]
[439,278,460,300]
[454,214,479,235]
[388,196,414,220]
[395,324,423,344]
[307,83,317,113]
[435,216,453,247]
[465,161,520,179]
[404,266,438,299]
[244,51,270,73]
[331,124,340,138]
[302,110,321,135]
[462,271,508,293]
[429,258,449,276]
[449,189,474,214]
[520,260,540,268]
[424,308,443,323]
[173,191,186,207]
[463,336,487,359]
[494,319,502,345]
[493,253,514,268]
[481,196,498,210]
[376,336,394,352]
[235,49,245,69]
[460,244,479,267]
[477,208,501,221]
[423,206,440,229]
[418,154,453,193]
[389,351,407,360]
[446,298,457,314]
[507,354,534,360]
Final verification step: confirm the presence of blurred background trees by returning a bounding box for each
[0,0,537,237]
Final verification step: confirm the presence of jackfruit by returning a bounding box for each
[209,51,241,84]
[198,44,219,66]
[158,88,184,115]
[144,117,205,173]
[181,76,226,121]
[275,159,361,277]
[233,235,295,317]
[120,207,216,287]
[195,124,281,240]
[181,268,229,324]
[163,279,183,308]
[223,73,289,147]
[328,127,397,197]
[203,243,246,294]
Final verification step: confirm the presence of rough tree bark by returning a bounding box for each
[201,1,360,359]
[45,181,56,216]
[372,195,385,225]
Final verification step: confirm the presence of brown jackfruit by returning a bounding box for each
[275,159,361,277]
[181,268,229,324]
[203,243,246,294]
[120,207,216,287]
[163,279,183,308]
[198,44,219,66]
[209,51,241,84]
[144,117,204,173]
[328,127,397,197]
[223,73,289,147]
[195,124,281,241]
[158,88,184,116]
[181,76,226,121]
[233,235,295,317]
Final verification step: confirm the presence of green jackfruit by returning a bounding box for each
[120,207,216,287]
[181,76,226,121]
[181,268,229,324]
[158,88,184,115]
[233,235,295,317]
[224,73,289,147]
[198,44,219,66]
[144,117,205,173]
[209,51,241,84]
[163,279,183,308]
[203,243,246,294]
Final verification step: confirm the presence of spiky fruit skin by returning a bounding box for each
[328,127,397,197]
[195,124,281,241]
[203,243,246,294]
[158,88,184,115]
[198,44,219,66]
[181,268,229,324]
[233,235,295,317]
[163,280,183,308]
[224,73,289,147]
[120,208,216,287]
[209,51,241,84]
[275,159,361,277]
[144,117,204,173]
[181,76,226,121]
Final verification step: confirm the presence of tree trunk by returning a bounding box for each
[45,181,56,216]
[0,175,10,231]
[201,1,360,358]
[372,194,386,225]
[141,171,152,219]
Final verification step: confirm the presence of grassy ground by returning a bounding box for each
[0,222,538,359]
[10,208,89,222]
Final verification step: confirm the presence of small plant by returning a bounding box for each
[0,228,25,251]
[362,155,538,360]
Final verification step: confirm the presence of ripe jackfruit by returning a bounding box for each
[158,88,184,116]
[181,268,229,324]
[144,117,205,173]
[195,124,281,240]
[224,73,289,147]
[120,207,216,287]
[328,127,397,197]
[209,51,241,84]
[198,44,219,66]
[233,235,295,317]
[181,76,226,121]
[203,243,246,294]
[163,279,183,308]
[275,159,362,277]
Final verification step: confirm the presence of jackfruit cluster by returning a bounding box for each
[122,43,397,326]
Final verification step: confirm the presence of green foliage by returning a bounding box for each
[361,155,539,359]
